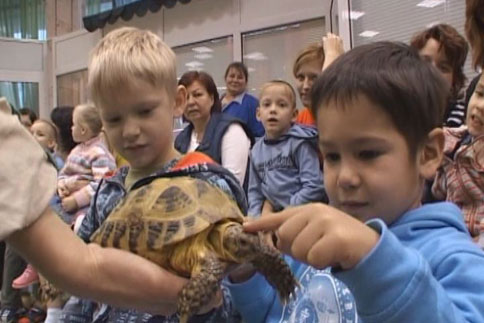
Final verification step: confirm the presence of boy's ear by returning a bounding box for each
[291,107,298,123]
[256,106,261,121]
[418,128,444,180]
[173,85,187,118]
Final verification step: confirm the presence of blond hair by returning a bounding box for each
[75,103,103,136]
[33,119,59,143]
[293,42,325,78]
[88,27,177,108]
[259,80,297,109]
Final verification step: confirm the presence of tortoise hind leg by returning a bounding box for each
[178,254,227,323]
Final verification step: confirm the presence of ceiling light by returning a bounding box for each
[243,52,267,61]
[342,10,365,20]
[191,46,213,53]
[359,30,379,38]
[185,61,204,68]
[248,67,256,73]
[417,0,445,8]
[194,53,213,60]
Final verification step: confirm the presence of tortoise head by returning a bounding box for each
[223,224,261,261]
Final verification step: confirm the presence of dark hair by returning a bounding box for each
[179,70,222,115]
[466,0,484,69]
[50,106,76,154]
[410,24,468,98]
[19,107,38,123]
[311,41,448,156]
[224,62,249,81]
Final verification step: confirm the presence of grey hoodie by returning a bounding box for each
[248,124,326,216]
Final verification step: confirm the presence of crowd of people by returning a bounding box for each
[1,0,484,322]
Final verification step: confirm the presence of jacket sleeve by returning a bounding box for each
[290,141,326,205]
[73,149,116,208]
[246,96,265,137]
[247,157,265,217]
[334,219,484,323]
[224,274,277,323]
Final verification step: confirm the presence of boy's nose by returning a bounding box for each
[337,162,361,190]
[122,119,140,140]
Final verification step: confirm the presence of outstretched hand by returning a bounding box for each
[243,203,379,270]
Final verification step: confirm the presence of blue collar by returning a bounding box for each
[222,92,246,109]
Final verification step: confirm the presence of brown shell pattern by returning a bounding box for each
[90,177,244,253]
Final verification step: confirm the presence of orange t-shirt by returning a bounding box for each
[296,107,316,126]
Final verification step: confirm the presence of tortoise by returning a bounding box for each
[90,176,298,323]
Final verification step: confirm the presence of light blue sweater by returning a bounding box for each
[228,202,484,322]
[335,202,484,322]
[226,256,357,322]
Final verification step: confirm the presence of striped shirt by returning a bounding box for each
[57,135,116,209]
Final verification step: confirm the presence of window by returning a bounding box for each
[0,0,46,40]
[173,36,234,93]
[349,0,475,80]
[0,81,39,115]
[242,18,325,108]
[57,70,89,107]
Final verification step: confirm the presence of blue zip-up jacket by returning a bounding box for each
[335,202,484,322]
[226,256,357,322]
[248,124,326,216]
[222,92,264,137]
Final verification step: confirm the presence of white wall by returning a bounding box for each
[0,37,48,116]
[0,0,334,116]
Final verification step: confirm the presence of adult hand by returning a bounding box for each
[322,33,344,71]
[243,203,379,270]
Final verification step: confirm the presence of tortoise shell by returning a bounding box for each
[90,177,244,272]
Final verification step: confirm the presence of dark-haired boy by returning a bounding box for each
[244,41,484,322]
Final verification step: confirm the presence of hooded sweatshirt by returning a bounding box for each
[248,124,325,216]
[335,202,484,322]
[228,202,484,322]
[226,256,357,323]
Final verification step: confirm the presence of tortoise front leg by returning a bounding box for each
[223,224,298,304]
[178,254,227,323]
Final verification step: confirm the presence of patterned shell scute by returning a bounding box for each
[91,177,244,250]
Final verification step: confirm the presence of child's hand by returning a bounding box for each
[243,203,379,270]
[61,196,78,213]
[322,33,344,71]
[58,185,70,198]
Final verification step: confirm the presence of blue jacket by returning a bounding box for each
[248,124,326,216]
[65,154,245,322]
[222,92,264,137]
[335,202,484,322]
[226,256,357,322]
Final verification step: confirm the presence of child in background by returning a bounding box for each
[57,103,116,228]
[244,41,484,322]
[226,81,343,323]
[432,75,484,242]
[60,27,242,322]
[294,33,344,126]
[248,80,326,217]
[411,23,469,127]
[30,119,64,169]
